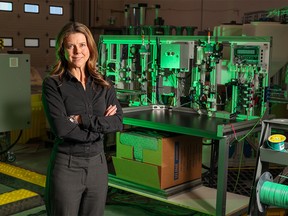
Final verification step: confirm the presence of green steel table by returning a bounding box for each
[109,105,262,215]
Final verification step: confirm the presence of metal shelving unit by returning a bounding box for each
[248,119,288,215]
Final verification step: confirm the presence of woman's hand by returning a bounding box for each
[105,105,117,116]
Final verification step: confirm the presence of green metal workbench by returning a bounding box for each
[109,105,262,216]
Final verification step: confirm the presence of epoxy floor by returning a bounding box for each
[1,140,201,216]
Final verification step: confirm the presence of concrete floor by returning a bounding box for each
[1,140,200,216]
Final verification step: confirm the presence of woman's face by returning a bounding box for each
[63,32,90,71]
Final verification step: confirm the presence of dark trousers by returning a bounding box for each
[45,151,108,216]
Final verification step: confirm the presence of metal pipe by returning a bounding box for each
[124,5,129,27]
[200,0,204,31]
[139,3,147,26]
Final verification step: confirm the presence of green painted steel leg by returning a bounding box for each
[216,137,230,215]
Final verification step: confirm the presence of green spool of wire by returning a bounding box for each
[256,172,288,212]
[260,181,288,208]
[267,134,286,152]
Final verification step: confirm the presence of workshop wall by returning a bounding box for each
[92,0,288,33]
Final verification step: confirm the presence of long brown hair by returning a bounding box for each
[51,22,109,87]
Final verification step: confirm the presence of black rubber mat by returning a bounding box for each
[0,194,44,216]
[0,172,45,215]
[0,173,44,197]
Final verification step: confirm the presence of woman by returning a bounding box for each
[42,22,123,216]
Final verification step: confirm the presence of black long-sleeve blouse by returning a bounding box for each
[42,71,123,157]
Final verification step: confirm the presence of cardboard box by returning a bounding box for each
[113,130,202,189]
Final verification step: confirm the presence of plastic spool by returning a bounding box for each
[256,172,288,212]
[267,134,286,152]
[256,172,273,212]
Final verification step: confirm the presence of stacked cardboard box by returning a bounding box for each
[113,129,202,189]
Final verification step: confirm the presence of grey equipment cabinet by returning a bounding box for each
[248,119,288,215]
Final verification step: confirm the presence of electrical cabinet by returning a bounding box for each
[0,54,31,132]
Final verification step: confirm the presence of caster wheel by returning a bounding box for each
[7,153,16,162]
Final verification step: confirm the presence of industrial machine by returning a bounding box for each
[98,34,273,215]
[98,35,271,120]
[0,54,31,162]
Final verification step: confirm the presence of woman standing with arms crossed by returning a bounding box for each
[42,22,123,216]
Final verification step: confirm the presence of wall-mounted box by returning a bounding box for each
[160,43,192,69]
